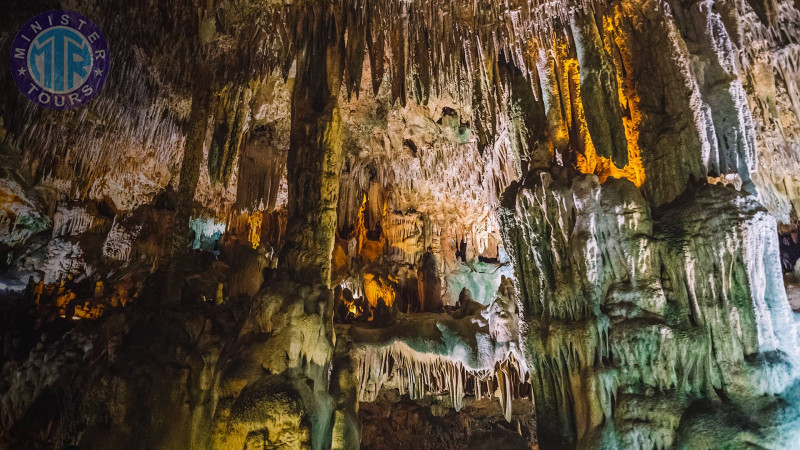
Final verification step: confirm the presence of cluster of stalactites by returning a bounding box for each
[355,342,529,421]
[338,138,512,255]
[52,204,102,238]
[8,0,792,219]
[281,0,560,101]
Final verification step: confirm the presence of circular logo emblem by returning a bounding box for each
[10,11,109,110]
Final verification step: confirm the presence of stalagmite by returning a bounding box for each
[165,63,214,305]
[417,251,442,312]
[280,3,345,286]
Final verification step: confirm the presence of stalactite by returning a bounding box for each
[536,47,570,161]
[102,218,140,262]
[344,1,366,99]
[623,0,714,206]
[234,119,288,213]
[570,8,629,168]
[52,204,99,237]
[354,342,528,420]
[6,0,795,228]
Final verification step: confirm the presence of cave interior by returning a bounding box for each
[3,0,800,448]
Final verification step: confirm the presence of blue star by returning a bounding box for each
[17,67,26,76]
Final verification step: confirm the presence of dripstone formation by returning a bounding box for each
[2,0,800,448]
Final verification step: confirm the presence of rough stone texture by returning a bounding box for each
[280,4,345,286]
[359,393,535,450]
[212,281,334,450]
[571,8,629,168]
[501,172,799,447]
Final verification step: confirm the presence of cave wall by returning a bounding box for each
[501,173,798,447]
[496,0,800,447]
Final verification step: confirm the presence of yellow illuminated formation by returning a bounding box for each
[561,16,645,187]
[247,212,262,249]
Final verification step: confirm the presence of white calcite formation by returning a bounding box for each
[444,257,516,306]
[101,218,141,263]
[349,278,527,421]
[501,172,800,447]
[41,238,89,283]
[354,342,526,421]
[52,204,103,237]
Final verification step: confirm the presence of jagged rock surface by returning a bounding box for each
[501,172,800,447]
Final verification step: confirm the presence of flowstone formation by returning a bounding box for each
[3,0,800,448]
[502,173,800,447]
